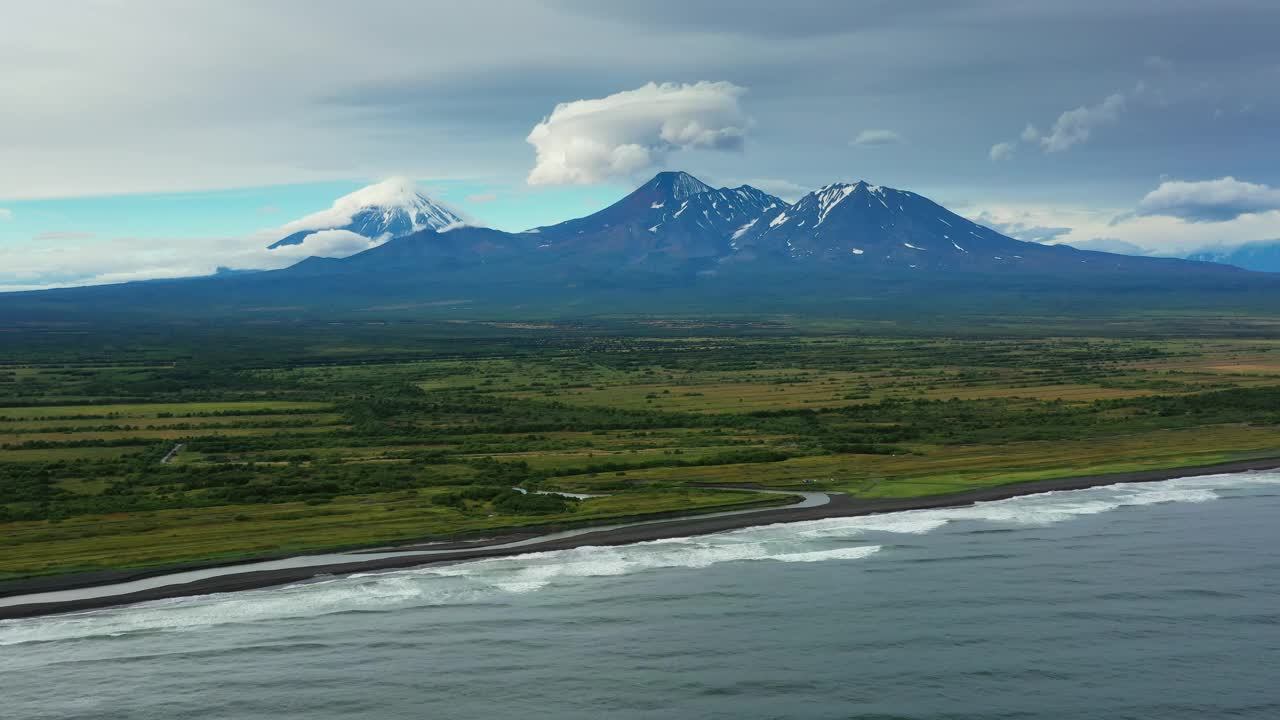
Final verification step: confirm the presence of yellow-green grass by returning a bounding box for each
[461,444,767,472]
[0,425,348,444]
[0,488,785,578]
[555,424,1280,498]
[0,401,333,420]
[0,413,344,432]
[0,446,144,462]
[503,379,866,413]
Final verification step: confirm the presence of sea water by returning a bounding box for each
[3,473,1279,719]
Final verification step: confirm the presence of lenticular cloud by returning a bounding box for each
[525,81,748,186]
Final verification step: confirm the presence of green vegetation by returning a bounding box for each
[4,315,1280,579]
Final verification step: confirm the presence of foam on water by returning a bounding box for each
[3,471,1276,647]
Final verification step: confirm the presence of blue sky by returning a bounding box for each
[0,180,628,242]
[3,1,1279,289]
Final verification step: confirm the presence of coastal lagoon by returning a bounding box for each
[4,473,1279,719]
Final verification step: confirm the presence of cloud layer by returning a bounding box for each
[0,178,471,291]
[1136,177,1280,222]
[525,81,748,185]
[851,129,904,147]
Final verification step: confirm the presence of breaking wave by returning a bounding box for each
[2,471,1276,647]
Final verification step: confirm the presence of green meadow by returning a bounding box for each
[5,316,1280,578]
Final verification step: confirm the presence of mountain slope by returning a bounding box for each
[528,171,784,265]
[732,181,1234,275]
[267,178,464,249]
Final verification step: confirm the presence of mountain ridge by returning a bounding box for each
[0,170,1261,324]
[301,172,1233,280]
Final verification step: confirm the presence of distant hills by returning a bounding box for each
[3,170,1272,321]
[1186,240,1280,273]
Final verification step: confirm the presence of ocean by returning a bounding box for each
[3,473,1279,719]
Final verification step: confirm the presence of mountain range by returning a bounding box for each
[2,170,1271,321]
[276,170,1231,279]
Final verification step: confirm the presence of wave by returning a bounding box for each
[3,470,1277,646]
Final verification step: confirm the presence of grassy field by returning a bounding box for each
[4,318,1280,579]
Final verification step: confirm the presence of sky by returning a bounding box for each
[2,0,1279,290]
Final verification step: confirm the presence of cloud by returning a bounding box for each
[465,192,498,204]
[969,211,1072,243]
[851,129,904,146]
[1136,176,1280,222]
[271,229,380,258]
[35,231,95,241]
[988,142,1016,162]
[1064,237,1155,255]
[0,208,12,221]
[267,177,468,237]
[737,178,808,202]
[992,89,1128,160]
[962,200,1280,258]
[1036,92,1125,152]
[0,182,450,291]
[525,81,748,186]
[0,224,388,292]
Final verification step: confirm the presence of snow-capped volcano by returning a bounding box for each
[732,180,1081,269]
[267,177,465,250]
[529,171,784,264]
[268,171,1234,280]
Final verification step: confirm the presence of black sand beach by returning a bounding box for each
[3,457,1279,620]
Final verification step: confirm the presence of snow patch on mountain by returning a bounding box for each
[732,218,758,240]
[267,178,465,250]
[816,183,860,226]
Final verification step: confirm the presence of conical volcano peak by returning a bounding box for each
[266,178,464,250]
[644,171,715,200]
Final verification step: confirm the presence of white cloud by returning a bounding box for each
[271,229,380,259]
[0,225,388,292]
[992,90,1128,160]
[525,81,748,186]
[851,129,904,146]
[989,142,1016,162]
[1037,92,1125,152]
[962,200,1280,256]
[1065,237,1155,255]
[0,183,446,290]
[0,208,12,221]
[1136,176,1280,222]
[968,211,1071,243]
[272,177,463,237]
[737,178,809,202]
[34,231,95,241]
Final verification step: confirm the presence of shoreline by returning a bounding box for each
[3,456,1279,620]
